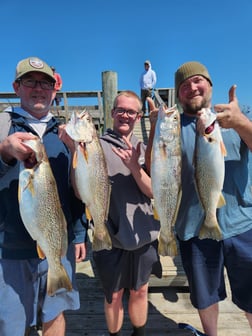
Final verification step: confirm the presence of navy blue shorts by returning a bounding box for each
[93,240,162,304]
[178,228,252,312]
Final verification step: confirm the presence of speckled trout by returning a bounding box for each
[66,110,112,251]
[195,108,226,241]
[18,138,72,296]
[151,104,182,257]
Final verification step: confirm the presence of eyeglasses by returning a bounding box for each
[114,107,139,118]
[17,77,55,90]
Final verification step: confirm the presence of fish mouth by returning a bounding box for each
[205,120,215,134]
[23,155,38,169]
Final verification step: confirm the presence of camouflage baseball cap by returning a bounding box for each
[15,57,56,82]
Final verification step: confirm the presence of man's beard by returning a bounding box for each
[182,95,211,116]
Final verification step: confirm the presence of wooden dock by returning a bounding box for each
[29,236,251,336]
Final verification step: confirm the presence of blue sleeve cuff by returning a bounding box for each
[0,156,17,177]
[72,214,89,244]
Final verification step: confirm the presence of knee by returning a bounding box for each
[43,312,65,334]
[130,285,148,300]
[106,290,124,308]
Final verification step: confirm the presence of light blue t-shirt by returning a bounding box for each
[175,112,252,241]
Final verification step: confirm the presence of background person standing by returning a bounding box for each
[139,60,157,115]
[51,66,63,107]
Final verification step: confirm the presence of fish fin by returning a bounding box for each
[217,193,226,208]
[72,151,78,169]
[172,188,182,225]
[92,229,112,251]
[220,140,227,157]
[105,184,112,221]
[37,244,46,259]
[47,264,72,296]
[79,143,88,162]
[85,207,93,221]
[21,172,35,195]
[158,233,178,257]
[199,218,222,241]
[18,185,21,202]
[153,206,160,220]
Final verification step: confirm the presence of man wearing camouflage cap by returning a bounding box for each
[0,57,87,336]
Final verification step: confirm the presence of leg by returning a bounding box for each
[147,89,152,114]
[104,289,124,334]
[141,90,147,114]
[198,303,218,336]
[245,312,252,329]
[128,283,148,330]
[40,244,80,335]
[55,97,60,106]
[42,312,65,336]
[178,238,225,336]
[224,229,252,331]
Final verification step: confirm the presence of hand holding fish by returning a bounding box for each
[65,110,112,252]
[0,132,37,164]
[146,97,159,125]
[58,124,75,154]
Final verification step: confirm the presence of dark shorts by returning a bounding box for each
[93,240,162,303]
[178,228,252,312]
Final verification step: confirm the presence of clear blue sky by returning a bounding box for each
[1,0,252,108]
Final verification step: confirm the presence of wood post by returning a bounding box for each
[102,71,118,131]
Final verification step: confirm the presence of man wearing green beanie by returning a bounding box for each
[145,61,252,335]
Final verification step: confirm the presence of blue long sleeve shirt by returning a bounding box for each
[0,110,87,259]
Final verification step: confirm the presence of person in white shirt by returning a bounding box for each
[139,60,157,115]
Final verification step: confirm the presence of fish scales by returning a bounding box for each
[151,104,182,257]
[66,110,112,251]
[18,138,72,296]
[194,108,226,240]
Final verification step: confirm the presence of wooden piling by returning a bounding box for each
[102,71,118,131]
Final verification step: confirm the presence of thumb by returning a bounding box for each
[229,84,237,103]
[146,97,155,111]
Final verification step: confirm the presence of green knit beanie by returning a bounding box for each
[175,61,212,96]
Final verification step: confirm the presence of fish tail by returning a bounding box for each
[199,217,222,241]
[158,233,178,257]
[92,230,112,251]
[47,265,72,296]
